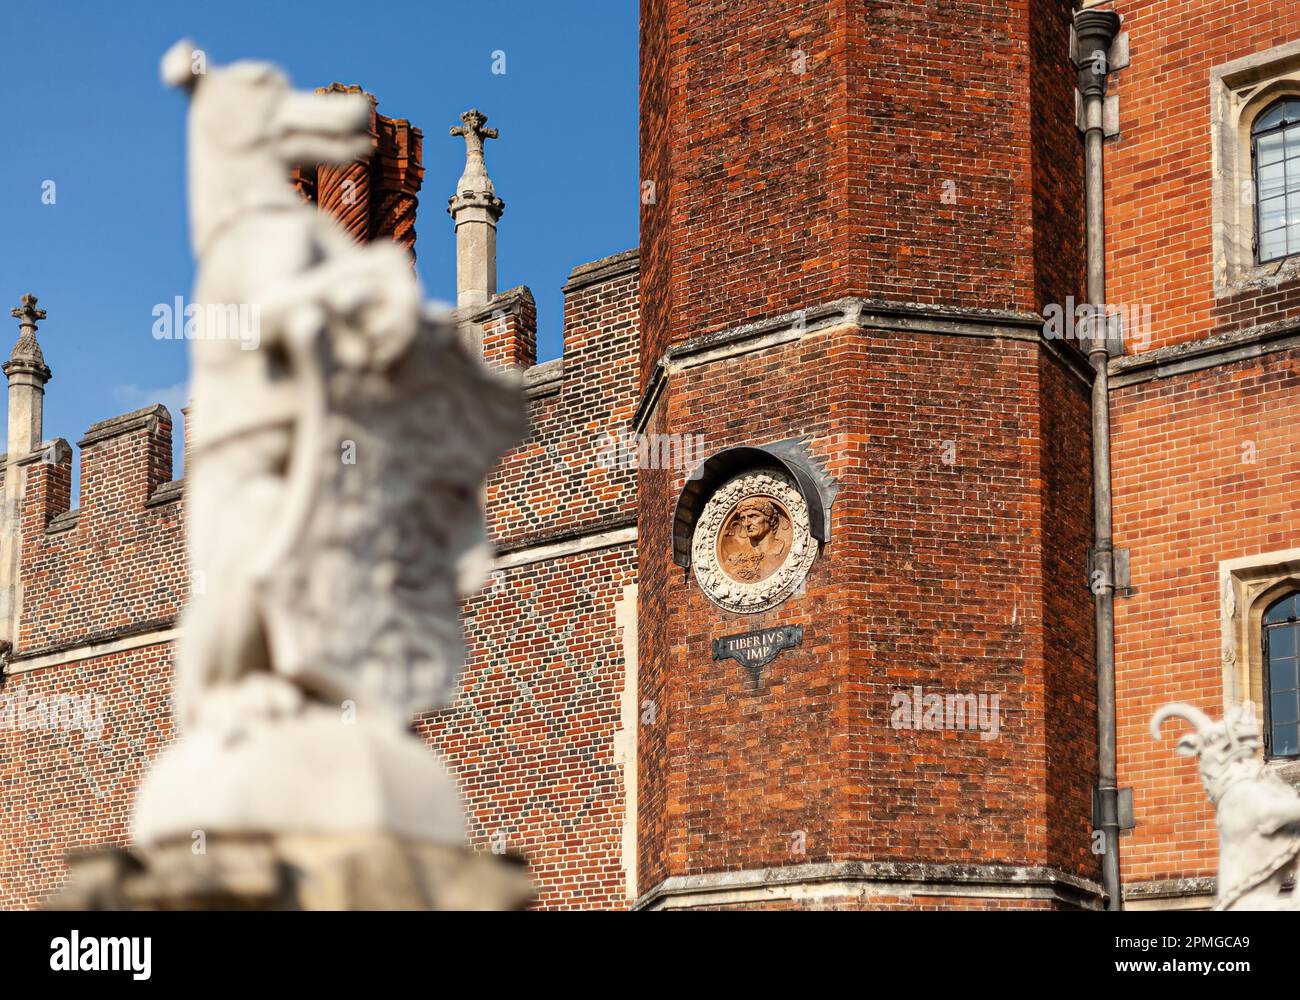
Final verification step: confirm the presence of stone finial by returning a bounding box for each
[448,109,504,315]
[6,293,50,376]
[11,293,46,329]
[450,108,499,197]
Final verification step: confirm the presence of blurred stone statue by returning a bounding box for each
[53,41,529,910]
[1153,701,1300,910]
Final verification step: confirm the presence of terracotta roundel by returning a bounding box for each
[691,468,816,614]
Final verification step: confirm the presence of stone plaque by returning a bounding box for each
[692,469,816,614]
[712,625,803,682]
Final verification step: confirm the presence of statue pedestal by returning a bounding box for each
[50,833,533,911]
[48,691,534,910]
[131,696,467,847]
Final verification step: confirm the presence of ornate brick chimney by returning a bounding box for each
[290,84,425,258]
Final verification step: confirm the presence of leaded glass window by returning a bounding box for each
[1264,590,1300,757]
[1254,99,1300,263]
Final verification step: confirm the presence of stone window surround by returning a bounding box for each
[1211,40,1300,298]
[1219,549,1300,781]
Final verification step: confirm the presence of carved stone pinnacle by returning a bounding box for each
[450,108,499,152]
[448,108,503,214]
[7,293,49,372]
[11,293,46,331]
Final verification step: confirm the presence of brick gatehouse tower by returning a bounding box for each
[2,1,1299,911]
[633,0,1097,909]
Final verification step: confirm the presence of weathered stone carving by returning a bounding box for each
[1153,701,1300,909]
[53,40,530,910]
[692,469,816,614]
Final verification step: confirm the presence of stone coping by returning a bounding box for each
[562,248,639,294]
[631,298,1092,434]
[460,285,535,326]
[78,404,171,448]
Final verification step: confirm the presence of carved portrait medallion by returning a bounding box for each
[692,469,816,614]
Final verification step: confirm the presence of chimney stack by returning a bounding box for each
[291,85,425,259]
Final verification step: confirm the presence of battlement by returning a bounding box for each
[476,249,641,552]
[0,92,647,909]
[6,239,644,661]
[14,404,185,659]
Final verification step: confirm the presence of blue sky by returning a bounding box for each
[0,0,638,484]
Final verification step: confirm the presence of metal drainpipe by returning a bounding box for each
[1076,7,1123,913]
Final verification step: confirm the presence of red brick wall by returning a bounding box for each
[639,0,1083,386]
[842,0,1041,312]
[1114,353,1300,886]
[1103,0,1300,896]
[1039,352,1098,874]
[638,0,672,387]
[418,545,635,909]
[0,645,174,909]
[636,327,1098,902]
[1104,0,1300,350]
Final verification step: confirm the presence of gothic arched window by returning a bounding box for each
[1254,98,1300,263]
[1264,590,1300,757]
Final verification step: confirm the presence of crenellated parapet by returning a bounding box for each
[0,93,645,909]
[470,286,538,371]
[76,405,175,518]
[2,241,642,660]
[13,406,185,659]
[478,249,641,554]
